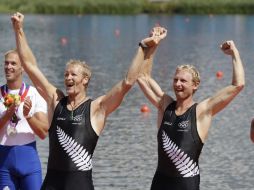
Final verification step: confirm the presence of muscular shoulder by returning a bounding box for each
[160,94,174,112]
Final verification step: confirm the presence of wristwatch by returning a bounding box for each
[138,40,148,48]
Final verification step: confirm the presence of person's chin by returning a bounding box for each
[175,92,186,99]
[5,73,12,78]
[175,91,183,96]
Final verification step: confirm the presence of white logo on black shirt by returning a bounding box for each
[56,126,92,171]
[162,130,199,177]
[57,117,66,121]
[164,121,173,126]
[73,114,83,122]
[178,120,189,129]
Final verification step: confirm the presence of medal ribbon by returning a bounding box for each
[1,82,30,102]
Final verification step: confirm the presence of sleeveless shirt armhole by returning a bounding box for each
[164,101,176,117]
[158,101,176,131]
[191,103,204,145]
[87,99,99,138]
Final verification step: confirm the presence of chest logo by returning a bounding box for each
[164,121,173,126]
[178,120,189,129]
[57,117,66,121]
[56,126,92,171]
[72,114,83,122]
[162,130,199,177]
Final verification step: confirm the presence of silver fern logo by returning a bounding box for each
[162,130,199,177]
[56,126,92,171]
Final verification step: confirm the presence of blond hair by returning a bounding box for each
[66,59,91,78]
[176,64,200,85]
[4,49,18,57]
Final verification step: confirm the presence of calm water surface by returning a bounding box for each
[0,14,254,190]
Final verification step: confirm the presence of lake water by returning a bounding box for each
[0,14,254,190]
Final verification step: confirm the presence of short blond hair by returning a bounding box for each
[176,64,200,85]
[4,49,18,57]
[66,59,92,79]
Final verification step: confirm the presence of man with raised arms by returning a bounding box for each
[11,12,167,190]
[137,27,245,189]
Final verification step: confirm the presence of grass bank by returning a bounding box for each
[0,0,254,14]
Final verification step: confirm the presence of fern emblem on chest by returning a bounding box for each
[56,126,92,171]
[162,130,199,177]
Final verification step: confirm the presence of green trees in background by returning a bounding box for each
[0,0,254,14]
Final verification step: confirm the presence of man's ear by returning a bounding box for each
[82,76,89,86]
[20,66,24,74]
[193,81,200,91]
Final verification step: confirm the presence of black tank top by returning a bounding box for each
[47,97,98,173]
[156,101,203,178]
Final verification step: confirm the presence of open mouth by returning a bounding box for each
[175,88,183,92]
[66,83,75,88]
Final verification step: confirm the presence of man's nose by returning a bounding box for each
[65,75,72,80]
[175,80,181,86]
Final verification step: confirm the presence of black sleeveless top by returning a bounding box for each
[47,97,98,173]
[156,101,203,178]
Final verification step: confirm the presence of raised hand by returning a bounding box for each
[141,26,167,47]
[220,40,238,56]
[151,26,167,43]
[11,12,24,31]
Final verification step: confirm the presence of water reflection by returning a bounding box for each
[0,14,254,190]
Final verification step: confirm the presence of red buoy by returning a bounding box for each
[140,105,150,113]
[216,71,224,79]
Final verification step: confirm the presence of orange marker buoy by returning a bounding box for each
[61,37,68,46]
[216,71,223,79]
[140,104,150,113]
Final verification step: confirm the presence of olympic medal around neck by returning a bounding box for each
[1,83,30,136]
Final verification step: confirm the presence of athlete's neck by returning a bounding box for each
[68,93,87,108]
[6,79,23,90]
[175,98,194,115]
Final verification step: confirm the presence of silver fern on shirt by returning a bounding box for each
[57,126,92,171]
[162,130,199,177]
